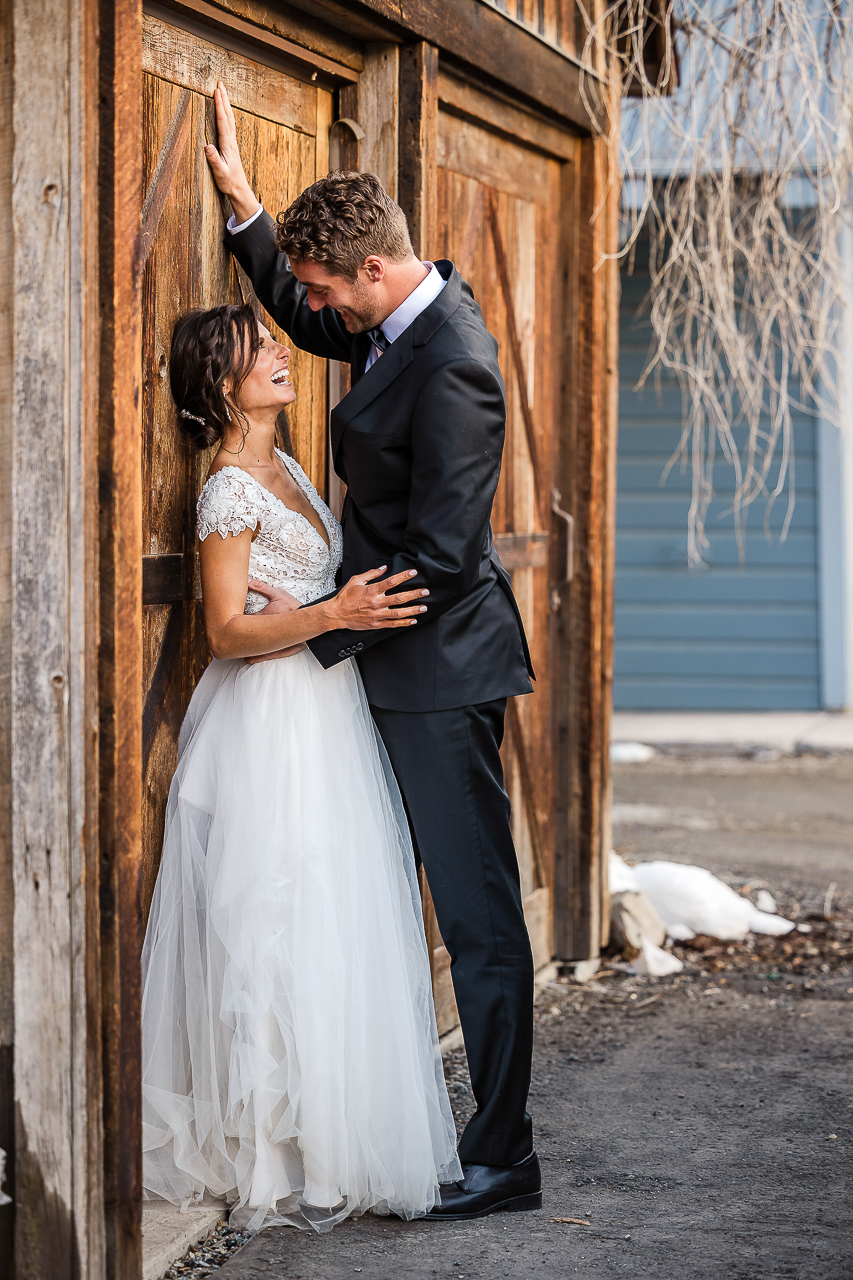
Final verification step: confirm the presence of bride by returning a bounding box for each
[141,301,461,1233]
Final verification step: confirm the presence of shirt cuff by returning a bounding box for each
[227,204,264,235]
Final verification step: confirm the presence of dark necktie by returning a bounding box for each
[366,326,387,354]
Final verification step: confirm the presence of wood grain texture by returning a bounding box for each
[140,88,192,263]
[552,121,616,961]
[486,190,548,528]
[437,68,577,162]
[149,0,360,82]
[98,2,144,1276]
[398,41,437,259]
[10,0,105,1275]
[143,11,319,134]
[494,532,549,570]
[0,0,14,1265]
[360,43,399,196]
[140,51,330,922]
[339,0,603,130]
[437,111,551,204]
[435,102,565,987]
[187,0,365,71]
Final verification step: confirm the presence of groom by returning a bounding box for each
[206,82,540,1219]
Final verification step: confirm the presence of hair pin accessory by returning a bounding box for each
[180,408,207,426]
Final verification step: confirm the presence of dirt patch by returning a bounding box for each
[205,950,853,1280]
[168,756,853,1279]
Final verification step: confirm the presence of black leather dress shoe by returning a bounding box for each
[427,1152,541,1220]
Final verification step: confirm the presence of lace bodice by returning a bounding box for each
[197,450,342,611]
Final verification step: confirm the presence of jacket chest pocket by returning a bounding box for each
[342,431,410,499]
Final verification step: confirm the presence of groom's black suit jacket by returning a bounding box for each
[228,211,534,712]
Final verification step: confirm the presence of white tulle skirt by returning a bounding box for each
[141,650,461,1234]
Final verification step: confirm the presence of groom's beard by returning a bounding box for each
[336,278,385,334]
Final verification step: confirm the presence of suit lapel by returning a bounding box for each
[330,328,414,463]
[331,262,462,465]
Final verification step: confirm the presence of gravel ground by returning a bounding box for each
[167,752,853,1280]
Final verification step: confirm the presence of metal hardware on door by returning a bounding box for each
[329,117,365,169]
[550,488,574,612]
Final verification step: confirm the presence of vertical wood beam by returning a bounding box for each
[554,123,617,962]
[10,0,105,1274]
[0,0,14,1258]
[398,41,438,258]
[333,81,360,171]
[551,140,581,963]
[360,43,400,198]
[98,1,143,1277]
[550,129,604,962]
[553,1,619,962]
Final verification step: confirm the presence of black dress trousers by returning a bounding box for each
[370,698,535,1169]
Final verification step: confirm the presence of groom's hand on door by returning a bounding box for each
[244,580,307,665]
[205,81,260,225]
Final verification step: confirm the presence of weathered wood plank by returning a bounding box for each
[553,116,615,962]
[437,67,577,161]
[0,0,14,1263]
[162,0,365,72]
[142,12,320,134]
[435,103,563,993]
[69,0,105,1267]
[398,41,437,259]
[437,111,551,204]
[146,0,359,82]
[140,88,192,265]
[494,532,549,570]
[142,554,185,605]
[10,0,105,1275]
[485,191,548,528]
[524,886,552,972]
[360,43,399,196]
[349,0,603,131]
[98,2,144,1278]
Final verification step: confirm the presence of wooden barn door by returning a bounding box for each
[139,12,333,918]
[427,86,570,1030]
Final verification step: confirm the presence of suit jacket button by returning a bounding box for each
[338,649,347,658]
[356,642,364,652]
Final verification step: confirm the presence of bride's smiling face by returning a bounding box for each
[228,323,295,416]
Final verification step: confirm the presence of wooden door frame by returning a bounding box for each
[100,9,371,1277]
[99,1,145,1275]
[431,62,615,964]
[0,0,618,1270]
[1,0,114,1275]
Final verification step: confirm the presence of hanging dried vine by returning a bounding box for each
[578,1,853,562]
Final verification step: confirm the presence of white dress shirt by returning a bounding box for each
[227,205,447,367]
[364,262,446,368]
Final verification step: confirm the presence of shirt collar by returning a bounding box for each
[379,262,447,346]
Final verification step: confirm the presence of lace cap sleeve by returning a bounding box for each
[197,470,260,541]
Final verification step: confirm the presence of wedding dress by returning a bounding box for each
[141,449,461,1233]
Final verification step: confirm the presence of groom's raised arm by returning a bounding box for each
[308,358,506,668]
[206,81,351,362]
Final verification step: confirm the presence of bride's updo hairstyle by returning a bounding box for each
[169,303,261,450]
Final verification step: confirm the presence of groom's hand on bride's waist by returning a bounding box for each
[244,580,306,665]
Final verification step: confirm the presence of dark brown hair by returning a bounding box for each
[169,303,261,450]
[276,170,413,281]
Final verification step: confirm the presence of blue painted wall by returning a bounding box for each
[615,257,821,710]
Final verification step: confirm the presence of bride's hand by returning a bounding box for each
[324,567,429,631]
[244,580,307,664]
[204,82,260,224]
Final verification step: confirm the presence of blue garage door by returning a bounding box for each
[615,257,821,711]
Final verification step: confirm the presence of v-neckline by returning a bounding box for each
[205,452,331,551]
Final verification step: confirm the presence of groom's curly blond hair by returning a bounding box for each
[275,170,413,281]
